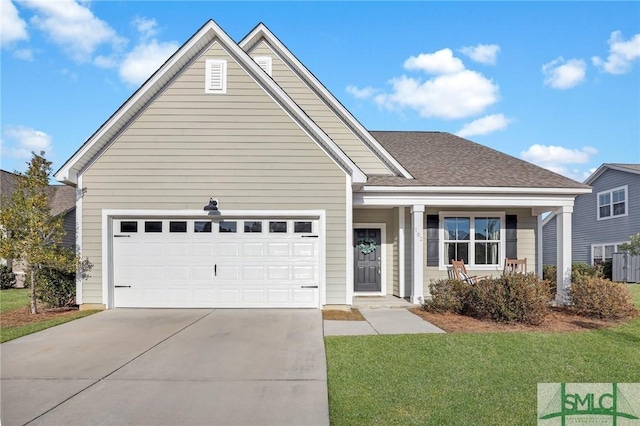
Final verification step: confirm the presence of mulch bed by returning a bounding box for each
[1,305,80,328]
[409,307,623,333]
[322,308,366,321]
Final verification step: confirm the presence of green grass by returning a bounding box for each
[0,288,30,313]
[326,285,640,425]
[1,287,100,343]
[628,283,640,306]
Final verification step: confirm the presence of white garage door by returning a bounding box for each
[112,218,320,308]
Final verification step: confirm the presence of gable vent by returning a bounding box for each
[254,56,272,76]
[205,59,227,93]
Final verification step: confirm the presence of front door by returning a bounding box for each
[354,228,382,292]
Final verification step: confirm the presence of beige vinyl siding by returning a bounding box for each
[81,39,347,305]
[353,208,396,295]
[248,40,393,176]
[422,209,538,295]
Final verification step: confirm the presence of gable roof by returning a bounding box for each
[1,170,75,216]
[366,131,591,191]
[584,163,640,185]
[239,23,413,180]
[55,20,366,186]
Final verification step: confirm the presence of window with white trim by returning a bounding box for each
[254,56,272,76]
[440,213,505,268]
[597,185,627,220]
[592,242,625,265]
[205,59,227,93]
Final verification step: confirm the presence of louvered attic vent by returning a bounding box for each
[254,56,272,76]
[205,59,227,93]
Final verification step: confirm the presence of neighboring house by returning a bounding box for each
[0,170,77,285]
[543,163,640,267]
[55,20,590,310]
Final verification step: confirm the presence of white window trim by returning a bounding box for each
[590,241,628,265]
[438,211,506,271]
[596,185,628,221]
[205,59,227,94]
[254,56,272,76]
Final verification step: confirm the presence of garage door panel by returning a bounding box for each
[113,218,319,308]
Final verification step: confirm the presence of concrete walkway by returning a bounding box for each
[323,308,446,336]
[1,309,329,426]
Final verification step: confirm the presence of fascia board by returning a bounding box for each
[360,185,593,195]
[239,24,413,180]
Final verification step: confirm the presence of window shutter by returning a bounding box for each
[426,215,439,267]
[254,56,272,76]
[506,214,517,259]
[205,60,226,93]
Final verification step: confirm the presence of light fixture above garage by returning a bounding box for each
[204,198,219,212]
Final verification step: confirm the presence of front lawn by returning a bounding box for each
[0,288,99,343]
[325,284,640,425]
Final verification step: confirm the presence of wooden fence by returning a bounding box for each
[612,252,640,283]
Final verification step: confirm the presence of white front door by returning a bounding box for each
[112,218,320,308]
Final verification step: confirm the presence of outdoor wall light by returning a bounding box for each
[204,198,219,211]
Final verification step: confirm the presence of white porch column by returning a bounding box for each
[556,206,573,304]
[536,213,544,278]
[411,205,424,304]
[398,207,406,298]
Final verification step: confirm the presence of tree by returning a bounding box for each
[0,152,71,314]
[619,233,640,256]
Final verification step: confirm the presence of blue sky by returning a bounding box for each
[1,1,639,183]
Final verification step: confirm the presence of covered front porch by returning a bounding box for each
[349,189,579,306]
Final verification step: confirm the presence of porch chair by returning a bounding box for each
[450,260,488,285]
[503,258,527,275]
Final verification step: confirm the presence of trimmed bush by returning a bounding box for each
[542,265,556,282]
[423,274,549,325]
[36,267,76,308]
[423,279,470,313]
[569,277,637,320]
[467,274,549,325]
[1,265,16,289]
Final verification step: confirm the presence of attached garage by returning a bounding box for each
[109,215,322,309]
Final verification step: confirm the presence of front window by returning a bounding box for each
[441,213,504,268]
[592,243,623,265]
[598,186,627,220]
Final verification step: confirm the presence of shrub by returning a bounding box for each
[601,260,612,281]
[423,274,549,325]
[36,267,76,308]
[542,265,556,282]
[571,262,602,282]
[569,277,638,320]
[0,265,16,289]
[423,279,470,313]
[467,274,549,325]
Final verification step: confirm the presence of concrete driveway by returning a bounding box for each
[1,309,329,426]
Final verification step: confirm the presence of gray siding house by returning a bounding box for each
[543,164,640,266]
[55,20,590,310]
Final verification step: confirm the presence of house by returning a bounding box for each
[1,170,76,285]
[54,20,590,310]
[543,163,640,269]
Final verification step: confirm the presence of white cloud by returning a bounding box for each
[94,54,118,69]
[346,85,378,99]
[375,70,499,120]
[20,0,126,62]
[133,16,159,40]
[459,44,500,65]
[1,0,28,47]
[1,125,53,161]
[118,39,178,86]
[13,47,33,60]
[520,144,598,180]
[403,49,465,75]
[456,114,511,137]
[592,31,640,74]
[542,57,587,89]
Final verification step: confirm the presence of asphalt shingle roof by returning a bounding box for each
[0,170,75,216]
[368,131,591,189]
